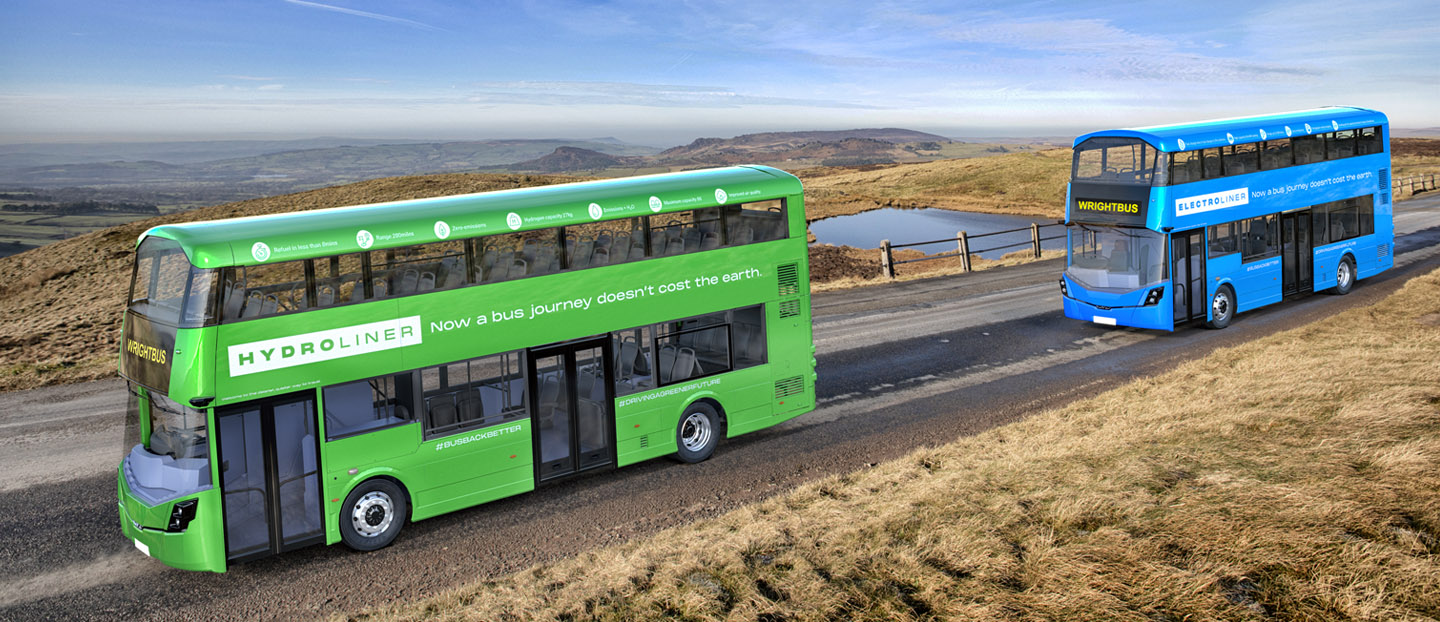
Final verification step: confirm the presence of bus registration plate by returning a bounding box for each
[1093,316,1117,326]
[134,538,150,557]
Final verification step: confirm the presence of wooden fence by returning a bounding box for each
[1393,173,1438,196]
[879,222,1065,279]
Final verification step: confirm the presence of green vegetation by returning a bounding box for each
[350,264,1440,622]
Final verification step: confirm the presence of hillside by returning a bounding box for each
[0,173,587,391]
[799,148,1074,220]
[508,146,648,173]
[0,139,655,188]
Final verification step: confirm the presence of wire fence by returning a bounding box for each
[878,221,1066,279]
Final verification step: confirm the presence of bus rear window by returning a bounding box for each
[1072,137,1159,186]
[130,237,218,327]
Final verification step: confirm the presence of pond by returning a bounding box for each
[808,208,1064,259]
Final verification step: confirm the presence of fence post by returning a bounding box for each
[880,239,894,279]
[957,231,972,272]
[1031,223,1041,258]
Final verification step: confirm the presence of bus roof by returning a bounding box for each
[1073,107,1389,153]
[143,165,802,269]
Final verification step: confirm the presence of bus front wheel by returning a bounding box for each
[1332,257,1355,295]
[340,478,407,552]
[1207,286,1235,329]
[675,402,720,464]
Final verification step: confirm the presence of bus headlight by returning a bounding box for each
[1059,278,1069,297]
[168,499,198,533]
[1143,287,1165,306]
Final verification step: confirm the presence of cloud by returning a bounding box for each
[282,0,446,32]
[257,84,285,91]
[222,75,281,81]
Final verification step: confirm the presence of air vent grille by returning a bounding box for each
[774,376,804,399]
[639,435,650,448]
[1379,168,1390,191]
[777,263,799,296]
[1382,192,1391,205]
[1378,244,1390,258]
[778,299,801,318]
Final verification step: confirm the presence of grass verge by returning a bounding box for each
[351,266,1440,622]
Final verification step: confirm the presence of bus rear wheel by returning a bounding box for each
[1206,286,1235,329]
[675,402,720,464]
[1332,256,1355,295]
[340,479,407,552]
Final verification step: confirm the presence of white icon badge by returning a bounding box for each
[714,188,728,204]
[251,242,271,262]
[1176,139,1186,150]
[588,203,603,220]
[1226,132,1235,145]
[434,220,451,239]
[649,196,663,212]
[506,212,523,231]
[356,229,374,249]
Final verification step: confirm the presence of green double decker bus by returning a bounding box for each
[117,166,817,572]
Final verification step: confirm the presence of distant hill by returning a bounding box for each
[0,139,658,188]
[504,128,966,174]
[507,146,647,173]
[0,137,437,168]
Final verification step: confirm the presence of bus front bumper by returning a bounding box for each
[117,466,227,572]
[1061,277,1173,331]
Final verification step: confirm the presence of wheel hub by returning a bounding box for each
[351,491,394,537]
[680,412,712,452]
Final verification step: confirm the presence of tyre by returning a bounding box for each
[674,402,720,464]
[339,479,407,552]
[1206,285,1235,329]
[1332,256,1355,295]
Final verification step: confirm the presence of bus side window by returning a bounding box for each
[1222,143,1259,176]
[229,259,309,320]
[731,305,767,368]
[1207,222,1238,257]
[1201,148,1223,179]
[1240,215,1278,262]
[1261,138,1293,170]
[323,372,415,440]
[1170,150,1201,185]
[722,200,787,245]
[1330,130,1356,159]
[1312,204,1330,244]
[613,326,655,396]
[1293,135,1324,165]
[1359,195,1375,236]
[1356,127,1382,155]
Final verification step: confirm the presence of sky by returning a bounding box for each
[1,0,1437,145]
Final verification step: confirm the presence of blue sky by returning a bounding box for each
[1,0,1436,144]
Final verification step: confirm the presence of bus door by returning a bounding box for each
[216,392,324,563]
[1281,210,1313,295]
[528,336,615,483]
[1171,230,1206,323]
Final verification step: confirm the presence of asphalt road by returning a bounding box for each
[3,195,1439,621]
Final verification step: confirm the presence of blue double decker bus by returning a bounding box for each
[1060,107,1393,329]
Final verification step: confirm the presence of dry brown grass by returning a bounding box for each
[353,266,1440,622]
[808,245,1064,293]
[798,149,1072,221]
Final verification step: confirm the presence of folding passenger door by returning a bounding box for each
[216,391,324,562]
[527,337,615,483]
[1170,230,1206,324]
